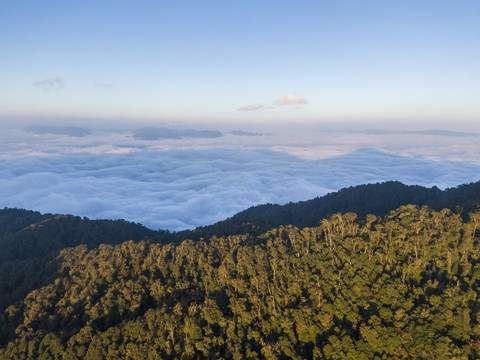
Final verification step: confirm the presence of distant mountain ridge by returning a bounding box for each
[3,180,480,245]
[187,180,480,238]
[0,208,160,263]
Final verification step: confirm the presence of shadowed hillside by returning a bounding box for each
[186,181,480,239]
[0,208,161,262]
[0,209,166,314]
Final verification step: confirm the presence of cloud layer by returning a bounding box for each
[26,126,91,137]
[132,127,222,140]
[0,147,478,231]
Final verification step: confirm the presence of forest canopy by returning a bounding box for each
[1,199,480,359]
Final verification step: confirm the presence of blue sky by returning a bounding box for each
[1,0,479,125]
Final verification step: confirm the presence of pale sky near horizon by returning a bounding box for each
[1,0,479,125]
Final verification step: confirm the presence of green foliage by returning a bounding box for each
[2,204,480,358]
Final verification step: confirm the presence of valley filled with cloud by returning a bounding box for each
[1,123,479,231]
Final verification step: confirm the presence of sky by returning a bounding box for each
[1,1,480,230]
[1,0,479,124]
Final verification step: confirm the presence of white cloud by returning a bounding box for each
[33,77,65,91]
[238,103,265,111]
[274,94,308,105]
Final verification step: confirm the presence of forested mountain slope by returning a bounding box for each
[0,208,162,262]
[2,205,480,359]
[0,209,163,316]
[189,181,480,239]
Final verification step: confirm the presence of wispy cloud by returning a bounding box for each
[95,82,113,89]
[33,77,65,91]
[238,103,265,111]
[238,94,308,111]
[274,94,308,105]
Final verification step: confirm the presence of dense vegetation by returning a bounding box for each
[2,202,480,359]
[0,209,163,314]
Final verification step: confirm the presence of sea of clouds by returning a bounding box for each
[1,124,479,231]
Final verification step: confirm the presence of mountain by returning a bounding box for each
[0,208,161,263]
[1,204,480,359]
[2,181,480,358]
[0,209,166,316]
[187,180,480,239]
